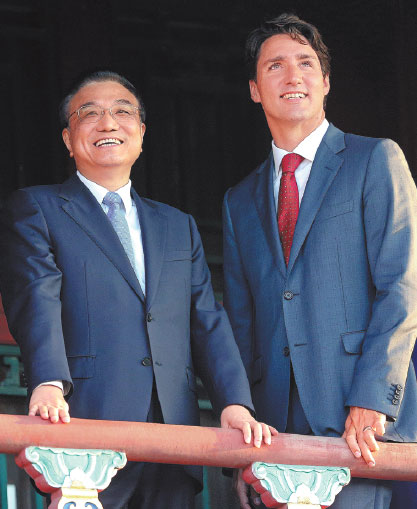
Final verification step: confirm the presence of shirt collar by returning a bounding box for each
[77,171,133,213]
[272,119,329,177]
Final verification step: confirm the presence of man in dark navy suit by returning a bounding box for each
[0,71,276,508]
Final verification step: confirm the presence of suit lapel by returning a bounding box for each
[253,153,287,278]
[59,175,145,302]
[287,124,345,272]
[132,191,167,311]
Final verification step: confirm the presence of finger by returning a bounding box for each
[252,421,263,448]
[58,406,71,423]
[38,404,50,420]
[48,406,60,423]
[374,419,386,436]
[235,470,251,509]
[269,425,279,436]
[242,421,252,444]
[344,429,361,459]
[358,437,376,467]
[260,423,271,445]
[363,428,380,452]
[28,404,39,417]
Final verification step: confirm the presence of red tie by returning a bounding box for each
[278,153,304,265]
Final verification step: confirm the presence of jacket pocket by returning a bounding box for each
[341,330,366,354]
[251,356,262,385]
[67,356,96,379]
[164,249,192,262]
[315,200,354,223]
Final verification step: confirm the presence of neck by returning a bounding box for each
[77,167,131,191]
[268,114,325,152]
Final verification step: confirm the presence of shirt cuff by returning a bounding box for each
[36,380,65,394]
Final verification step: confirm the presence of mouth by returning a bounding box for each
[94,138,123,147]
[281,92,307,99]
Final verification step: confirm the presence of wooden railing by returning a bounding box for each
[0,414,415,480]
[1,414,416,508]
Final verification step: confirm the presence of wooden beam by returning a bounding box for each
[0,414,415,481]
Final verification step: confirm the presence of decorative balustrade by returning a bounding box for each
[0,414,416,508]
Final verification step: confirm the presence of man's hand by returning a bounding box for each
[342,406,386,467]
[220,404,278,448]
[29,385,70,423]
[233,468,261,509]
[233,468,287,509]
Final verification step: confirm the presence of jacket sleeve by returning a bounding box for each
[187,213,254,416]
[222,188,254,375]
[345,139,417,419]
[0,190,72,395]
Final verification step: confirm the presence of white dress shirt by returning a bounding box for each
[77,171,146,295]
[272,119,329,210]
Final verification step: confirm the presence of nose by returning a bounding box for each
[285,64,302,85]
[96,109,119,130]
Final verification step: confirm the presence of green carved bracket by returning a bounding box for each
[248,462,351,507]
[18,447,127,492]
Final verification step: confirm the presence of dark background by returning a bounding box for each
[1,0,416,290]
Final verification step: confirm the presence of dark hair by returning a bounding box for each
[59,70,146,128]
[246,13,331,81]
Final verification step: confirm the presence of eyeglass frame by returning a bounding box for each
[67,102,142,125]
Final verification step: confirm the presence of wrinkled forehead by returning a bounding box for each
[70,81,138,111]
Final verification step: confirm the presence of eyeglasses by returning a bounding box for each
[68,103,140,124]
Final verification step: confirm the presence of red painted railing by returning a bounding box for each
[0,414,416,481]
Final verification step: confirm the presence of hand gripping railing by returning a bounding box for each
[1,414,416,508]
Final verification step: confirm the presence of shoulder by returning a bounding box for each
[3,184,61,210]
[344,134,407,171]
[11,183,60,197]
[329,124,402,157]
[325,125,407,173]
[344,133,399,152]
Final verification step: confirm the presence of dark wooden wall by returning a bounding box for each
[1,0,415,294]
[1,0,415,201]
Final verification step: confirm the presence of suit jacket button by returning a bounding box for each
[393,394,400,400]
[283,291,294,301]
[392,399,399,405]
[141,357,152,366]
[395,389,401,395]
[283,346,290,357]
[396,384,403,391]
[146,312,153,322]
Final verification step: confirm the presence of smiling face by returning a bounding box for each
[249,34,330,139]
[62,81,145,187]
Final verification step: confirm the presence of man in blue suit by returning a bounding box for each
[0,71,275,508]
[223,14,417,509]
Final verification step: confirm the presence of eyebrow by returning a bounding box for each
[265,53,318,63]
[114,99,135,105]
[78,101,96,108]
[77,99,136,108]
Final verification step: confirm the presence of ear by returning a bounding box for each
[249,80,261,103]
[323,74,330,96]
[62,128,73,157]
[140,123,146,138]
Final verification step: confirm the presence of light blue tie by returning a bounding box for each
[103,191,136,272]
